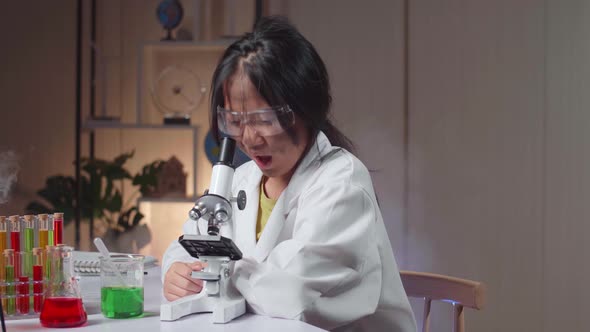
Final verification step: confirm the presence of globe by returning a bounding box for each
[156,0,184,40]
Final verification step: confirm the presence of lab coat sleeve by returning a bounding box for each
[231,182,381,330]
[160,217,201,284]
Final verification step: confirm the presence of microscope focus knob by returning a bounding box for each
[237,190,247,210]
[189,207,202,221]
[208,225,220,236]
[215,210,229,223]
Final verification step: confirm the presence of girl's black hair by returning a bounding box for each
[209,15,355,153]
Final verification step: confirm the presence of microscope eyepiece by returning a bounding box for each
[218,137,236,167]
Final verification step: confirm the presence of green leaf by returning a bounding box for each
[104,179,113,200]
[105,166,132,181]
[116,206,144,232]
[25,201,52,214]
[132,160,164,196]
[113,151,134,166]
[104,190,123,213]
[132,208,144,227]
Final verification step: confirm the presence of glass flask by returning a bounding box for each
[100,254,145,318]
[39,245,87,327]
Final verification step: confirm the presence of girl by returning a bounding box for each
[162,16,416,332]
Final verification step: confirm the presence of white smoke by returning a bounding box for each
[0,151,19,205]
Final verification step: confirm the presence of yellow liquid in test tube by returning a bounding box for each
[0,231,4,295]
[0,223,5,290]
[0,231,6,254]
[39,230,48,250]
[0,218,6,309]
[38,214,50,249]
[0,230,5,279]
[0,217,6,255]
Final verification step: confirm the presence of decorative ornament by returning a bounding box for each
[149,156,187,198]
[151,64,206,125]
[156,0,184,41]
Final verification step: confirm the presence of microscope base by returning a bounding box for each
[160,292,246,323]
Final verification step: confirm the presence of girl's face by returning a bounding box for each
[223,72,310,183]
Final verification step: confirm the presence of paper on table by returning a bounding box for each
[72,251,158,275]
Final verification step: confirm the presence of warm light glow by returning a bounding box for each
[138,201,195,262]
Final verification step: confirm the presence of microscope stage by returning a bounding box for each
[179,234,243,260]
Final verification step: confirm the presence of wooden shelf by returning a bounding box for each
[141,39,235,51]
[82,120,200,199]
[138,196,197,203]
[82,120,199,131]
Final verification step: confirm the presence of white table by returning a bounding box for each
[5,267,326,331]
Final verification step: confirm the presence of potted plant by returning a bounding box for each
[26,152,164,252]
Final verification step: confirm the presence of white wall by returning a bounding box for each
[407,1,544,330]
[544,0,590,330]
[290,1,590,331]
[0,1,76,218]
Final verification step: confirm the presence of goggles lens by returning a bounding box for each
[217,105,295,137]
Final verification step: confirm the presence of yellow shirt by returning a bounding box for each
[256,178,277,241]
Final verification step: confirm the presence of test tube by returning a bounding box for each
[23,215,34,250]
[0,217,6,283]
[8,216,21,280]
[23,215,34,278]
[4,249,16,315]
[38,214,49,249]
[47,214,54,246]
[17,275,30,314]
[32,247,44,313]
[0,216,6,255]
[52,212,63,245]
[44,245,53,281]
[8,215,20,252]
[54,244,65,278]
[0,218,5,315]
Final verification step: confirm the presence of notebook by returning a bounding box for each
[72,251,158,275]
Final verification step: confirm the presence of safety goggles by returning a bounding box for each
[216,105,295,137]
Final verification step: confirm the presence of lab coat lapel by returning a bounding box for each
[283,132,333,211]
[252,193,286,263]
[251,132,334,263]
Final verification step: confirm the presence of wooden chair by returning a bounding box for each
[400,270,486,332]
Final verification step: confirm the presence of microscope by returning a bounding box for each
[160,137,247,323]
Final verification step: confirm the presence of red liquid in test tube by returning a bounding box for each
[33,265,43,312]
[8,215,20,252]
[53,213,64,245]
[17,276,30,314]
[9,216,22,278]
[10,231,20,252]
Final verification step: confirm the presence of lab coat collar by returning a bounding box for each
[240,131,334,263]
[282,131,333,210]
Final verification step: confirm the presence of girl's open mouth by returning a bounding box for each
[255,155,272,168]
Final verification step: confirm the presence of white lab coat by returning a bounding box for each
[162,132,416,332]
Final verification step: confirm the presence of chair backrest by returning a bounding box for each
[400,270,486,332]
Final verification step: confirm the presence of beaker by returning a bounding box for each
[39,245,87,327]
[100,254,144,318]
